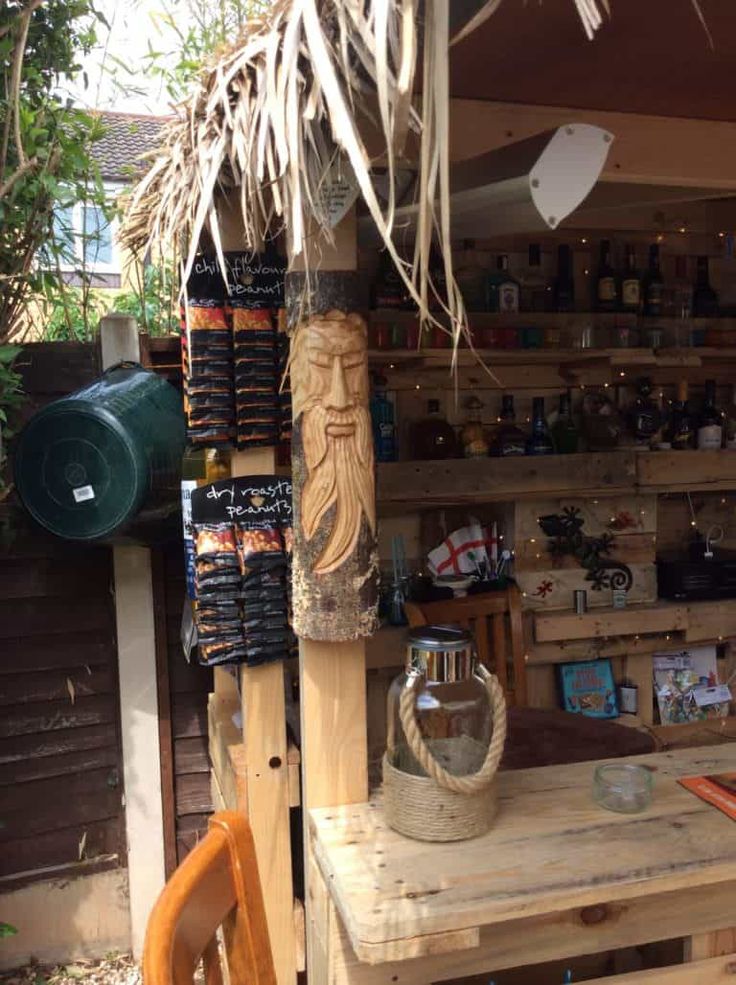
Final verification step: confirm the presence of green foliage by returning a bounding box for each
[1,0,106,342]
[39,263,178,342]
[133,0,271,104]
[0,921,18,938]
[0,343,23,495]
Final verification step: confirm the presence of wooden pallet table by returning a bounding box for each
[308,746,736,984]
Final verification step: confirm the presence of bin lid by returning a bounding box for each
[15,404,147,540]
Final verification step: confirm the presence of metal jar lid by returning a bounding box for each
[407,625,475,683]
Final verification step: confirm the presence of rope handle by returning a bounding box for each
[398,664,507,795]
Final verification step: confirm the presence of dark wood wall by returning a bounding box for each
[1,339,212,885]
[155,545,213,865]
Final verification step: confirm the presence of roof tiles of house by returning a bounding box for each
[92,111,170,182]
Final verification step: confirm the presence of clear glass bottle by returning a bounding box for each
[455,238,488,313]
[486,254,520,313]
[519,243,548,312]
[628,377,662,448]
[697,379,723,450]
[460,396,489,458]
[550,390,580,454]
[386,626,491,780]
[489,394,526,457]
[526,396,555,455]
[410,398,457,460]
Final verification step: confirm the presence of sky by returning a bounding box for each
[62,0,184,116]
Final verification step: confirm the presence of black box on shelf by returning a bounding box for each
[657,549,736,601]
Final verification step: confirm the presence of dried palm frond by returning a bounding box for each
[121,0,702,356]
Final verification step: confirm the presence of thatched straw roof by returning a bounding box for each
[121,0,612,344]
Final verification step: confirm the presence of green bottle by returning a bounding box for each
[550,391,580,454]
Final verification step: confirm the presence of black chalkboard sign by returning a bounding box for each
[226,250,286,308]
[191,475,292,526]
[186,254,227,303]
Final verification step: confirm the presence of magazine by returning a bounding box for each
[679,773,736,821]
[652,645,730,725]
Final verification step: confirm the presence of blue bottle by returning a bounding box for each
[370,374,397,462]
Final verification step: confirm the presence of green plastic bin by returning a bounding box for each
[15,362,185,541]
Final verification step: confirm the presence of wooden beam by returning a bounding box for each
[447,99,736,192]
[534,602,688,644]
[100,315,165,959]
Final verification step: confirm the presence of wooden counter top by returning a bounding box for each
[309,746,736,967]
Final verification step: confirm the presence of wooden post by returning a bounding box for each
[288,214,372,981]
[207,196,297,984]
[100,314,166,958]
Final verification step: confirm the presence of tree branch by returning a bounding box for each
[0,155,38,201]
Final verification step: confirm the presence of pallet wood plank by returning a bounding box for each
[378,452,637,508]
[318,879,736,984]
[534,602,688,643]
[310,746,736,960]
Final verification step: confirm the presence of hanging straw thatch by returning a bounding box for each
[121,0,613,350]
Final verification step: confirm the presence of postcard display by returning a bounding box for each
[191,476,295,667]
[181,249,291,449]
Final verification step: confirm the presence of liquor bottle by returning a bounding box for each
[410,398,457,460]
[552,244,575,313]
[526,396,555,455]
[594,239,618,312]
[642,243,664,317]
[668,255,693,320]
[460,396,489,457]
[372,249,407,309]
[628,377,662,448]
[519,243,548,313]
[667,380,695,450]
[455,239,488,313]
[370,374,398,462]
[487,254,520,313]
[549,391,579,454]
[725,384,736,450]
[692,256,719,317]
[621,245,642,314]
[697,379,723,450]
[489,394,526,457]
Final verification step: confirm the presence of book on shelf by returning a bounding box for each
[557,658,618,718]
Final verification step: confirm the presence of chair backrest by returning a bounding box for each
[143,811,276,985]
[403,585,527,706]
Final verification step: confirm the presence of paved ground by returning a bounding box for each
[0,954,140,985]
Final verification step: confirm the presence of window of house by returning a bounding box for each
[50,185,121,274]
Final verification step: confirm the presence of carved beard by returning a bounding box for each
[300,402,376,575]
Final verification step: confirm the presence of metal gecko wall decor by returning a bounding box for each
[537,506,633,592]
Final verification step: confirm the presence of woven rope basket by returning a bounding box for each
[383,666,507,842]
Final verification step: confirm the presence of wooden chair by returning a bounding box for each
[404,585,527,706]
[143,811,276,985]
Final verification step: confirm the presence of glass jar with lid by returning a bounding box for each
[387,626,491,778]
[384,625,506,841]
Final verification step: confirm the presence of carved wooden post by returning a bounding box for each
[288,218,372,982]
[290,306,379,641]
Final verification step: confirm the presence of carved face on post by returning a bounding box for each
[291,310,376,575]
